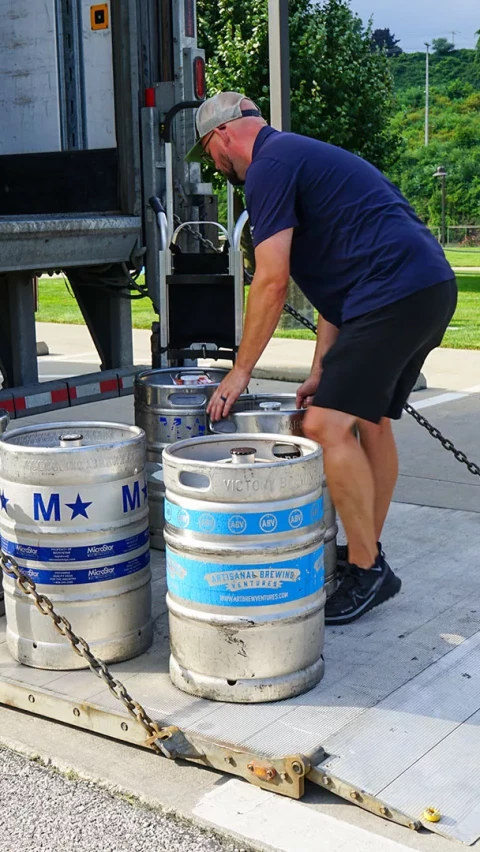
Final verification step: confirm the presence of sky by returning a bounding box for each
[348,0,479,51]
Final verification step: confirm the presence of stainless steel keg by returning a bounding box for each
[163,434,326,703]
[0,409,9,618]
[134,367,229,550]
[0,422,152,669]
[211,394,339,598]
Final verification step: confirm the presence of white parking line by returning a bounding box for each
[413,384,480,410]
[194,780,412,852]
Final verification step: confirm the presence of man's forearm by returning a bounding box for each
[311,315,340,375]
[235,274,288,374]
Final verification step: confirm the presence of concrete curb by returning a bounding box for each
[36,341,49,356]
[216,362,428,392]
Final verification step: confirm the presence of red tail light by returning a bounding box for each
[194,56,206,100]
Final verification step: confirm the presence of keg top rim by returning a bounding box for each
[0,421,145,452]
[136,367,229,388]
[227,393,303,414]
[163,432,321,467]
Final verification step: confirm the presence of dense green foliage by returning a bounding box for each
[371,28,402,57]
[198,0,400,171]
[391,50,480,91]
[389,51,480,228]
[197,1,480,229]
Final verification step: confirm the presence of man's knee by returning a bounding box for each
[303,406,356,449]
[357,416,392,443]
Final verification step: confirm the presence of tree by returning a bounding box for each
[198,0,400,172]
[371,27,402,56]
[475,30,480,65]
[432,37,455,56]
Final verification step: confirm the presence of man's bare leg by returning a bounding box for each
[303,406,377,568]
[357,417,399,541]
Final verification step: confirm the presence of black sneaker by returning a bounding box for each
[326,552,401,625]
[336,541,389,575]
[336,544,349,570]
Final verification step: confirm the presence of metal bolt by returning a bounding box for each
[121,722,128,731]
[28,695,35,703]
[291,761,303,775]
[247,763,254,772]
[265,768,276,781]
[350,790,360,800]
[322,775,331,785]
[280,773,287,781]
[225,756,234,765]
[380,806,390,817]
[408,823,417,831]
[73,708,80,717]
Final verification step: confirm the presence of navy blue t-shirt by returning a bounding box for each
[245,127,452,327]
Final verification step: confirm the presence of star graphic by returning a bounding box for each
[65,493,92,520]
[0,490,9,512]
[142,481,148,503]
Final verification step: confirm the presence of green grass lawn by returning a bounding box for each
[36,273,479,349]
[445,248,480,267]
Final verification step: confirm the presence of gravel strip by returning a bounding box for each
[0,747,255,852]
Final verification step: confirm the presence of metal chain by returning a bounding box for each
[276,303,480,478]
[403,402,480,477]
[0,552,167,754]
[172,214,221,254]
[171,214,480,478]
[282,302,318,333]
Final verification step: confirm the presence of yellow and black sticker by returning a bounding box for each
[90,3,109,30]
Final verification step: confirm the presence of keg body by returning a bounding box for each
[211,394,339,597]
[163,434,326,703]
[0,422,152,670]
[134,368,229,550]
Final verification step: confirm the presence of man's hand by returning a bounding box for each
[207,366,251,422]
[296,372,321,409]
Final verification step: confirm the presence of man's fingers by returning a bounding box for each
[209,389,229,422]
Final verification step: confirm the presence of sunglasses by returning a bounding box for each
[199,130,215,162]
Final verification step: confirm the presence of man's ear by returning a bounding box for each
[216,124,231,148]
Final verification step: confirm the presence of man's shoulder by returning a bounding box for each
[254,129,327,160]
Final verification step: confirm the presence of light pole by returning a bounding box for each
[433,166,447,246]
[268,0,291,131]
[424,42,430,146]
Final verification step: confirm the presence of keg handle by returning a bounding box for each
[177,468,211,490]
[207,416,237,434]
[167,392,208,407]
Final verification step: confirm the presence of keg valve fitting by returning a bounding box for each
[230,447,257,465]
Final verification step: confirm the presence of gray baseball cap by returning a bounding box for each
[185,91,262,162]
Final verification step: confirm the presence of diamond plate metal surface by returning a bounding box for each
[320,632,480,844]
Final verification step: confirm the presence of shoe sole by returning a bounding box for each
[325,574,402,626]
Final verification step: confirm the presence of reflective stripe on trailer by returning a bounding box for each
[0,367,142,418]
[69,376,119,402]
[13,384,70,417]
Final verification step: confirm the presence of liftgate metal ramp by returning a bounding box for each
[1,502,480,845]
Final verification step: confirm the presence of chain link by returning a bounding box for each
[0,552,166,753]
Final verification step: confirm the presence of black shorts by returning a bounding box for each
[313,279,458,423]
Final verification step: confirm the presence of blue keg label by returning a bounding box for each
[164,497,323,537]
[166,546,324,607]
[0,528,150,564]
[158,415,206,441]
[10,550,150,586]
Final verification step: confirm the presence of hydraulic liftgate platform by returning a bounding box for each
[1,501,480,844]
